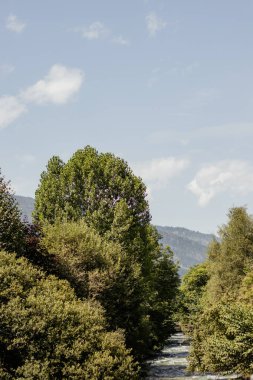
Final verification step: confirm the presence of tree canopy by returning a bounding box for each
[34,146,150,232]
[34,146,180,357]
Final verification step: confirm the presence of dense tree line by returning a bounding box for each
[33,146,180,357]
[179,207,253,376]
[0,146,179,378]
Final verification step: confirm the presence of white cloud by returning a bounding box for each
[0,65,84,129]
[21,64,84,105]
[134,157,189,191]
[112,35,130,46]
[73,22,130,46]
[188,160,253,206]
[0,96,27,129]
[146,12,167,36]
[6,14,26,33]
[77,22,109,40]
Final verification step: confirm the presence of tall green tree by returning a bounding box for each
[34,147,154,271]
[34,147,161,277]
[34,147,149,232]
[33,156,64,224]
[0,170,25,254]
[149,248,180,348]
[178,262,209,331]
[34,146,179,357]
[205,207,253,304]
[188,207,253,375]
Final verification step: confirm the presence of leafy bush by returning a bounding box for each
[189,303,253,376]
[41,219,179,357]
[0,250,139,379]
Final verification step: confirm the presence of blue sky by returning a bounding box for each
[1,0,253,233]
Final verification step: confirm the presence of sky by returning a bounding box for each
[1,0,253,233]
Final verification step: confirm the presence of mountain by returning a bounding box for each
[15,195,214,274]
[156,226,215,275]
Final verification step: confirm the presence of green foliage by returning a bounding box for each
[0,250,139,379]
[41,219,179,357]
[238,269,253,304]
[178,262,209,331]
[0,170,25,254]
[34,146,150,233]
[34,147,157,278]
[41,219,107,297]
[206,207,253,303]
[188,207,253,375]
[189,303,253,376]
[148,248,180,348]
[33,156,65,224]
[0,150,180,374]
[41,219,145,340]
[34,146,180,357]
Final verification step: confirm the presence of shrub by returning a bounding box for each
[0,250,139,379]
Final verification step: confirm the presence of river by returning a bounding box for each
[145,332,241,380]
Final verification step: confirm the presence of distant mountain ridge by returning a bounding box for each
[156,226,214,274]
[15,195,214,274]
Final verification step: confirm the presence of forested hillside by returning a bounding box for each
[16,195,213,274]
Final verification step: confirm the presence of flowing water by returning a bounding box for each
[145,333,241,380]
